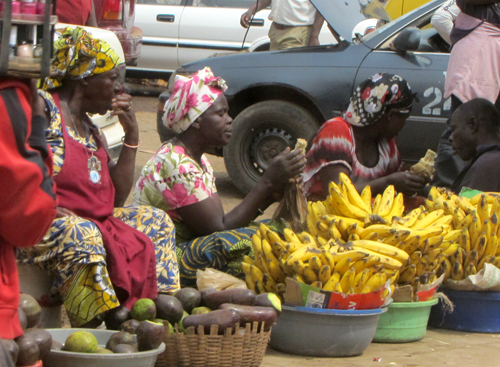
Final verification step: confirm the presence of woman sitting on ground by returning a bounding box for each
[133,67,305,287]
[17,27,180,327]
[303,73,426,201]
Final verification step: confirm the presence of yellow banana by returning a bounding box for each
[412,209,445,228]
[456,195,476,214]
[303,265,319,284]
[493,255,500,268]
[331,250,368,264]
[416,257,428,277]
[458,228,471,252]
[398,264,417,284]
[306,212,319,237]
[440,258,452,281]
[350,239,409,264]
[294,274,306,284]
[333,282,343,293]
[361,185,372,210]
[309,256,322,271]
[350,247,403,270]
[427,186,441,201]
[243,255,257,267]
[241,262,252,276]
[297,231,317,246]
[427,248,444,264]
[365,272,387,292]
[359,224,395,239]
[340,267,356,292]
[478,255,496,271]
[425,235,444,252]
[477,194,490,224]
[402,235,421,254]
[473,234,487,259]
[286,245,323,267]
[443,243,460,257]
[323,271,342,291]
[245,274,256,292]
[397,206,423,227]
[284,228,302,243]
[250,265,264,282]
[409,251,422,266]
[464,262,477,277]
[491,212,500,240]
[376,185,395,217]
[271,241,287,258]
[339,172,372,214]
[443,229,463,242]
[403,226,446,241]
[449,247,464,265]
[385,192,404,220]
[464,249,479,268]
[267,259,286,284]
[319,265,332,284]
[316,235,328,247]
[453,207,466,228]
[353,268,371,292]
[372,194,382,215]
[328,181,369,220]
[433,214,454,227]
[285,240,306,254]
[321,248,336,269]
[469,215,482,248]
[485,233,498,258]
[310,281,323,289]
[262,273,277,292]
[457,212,474,230]
[334,257,353,275]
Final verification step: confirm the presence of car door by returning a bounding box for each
[134,0,186,72]
[355,7,450,163]
[177,0,271,66]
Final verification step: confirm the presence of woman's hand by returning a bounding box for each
[56,207,77,218]
[111,93,138,138]
[260,147,306,193]
[386,171,426,196]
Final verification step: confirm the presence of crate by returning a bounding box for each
[0,0,57,78]
[155,322,271,367]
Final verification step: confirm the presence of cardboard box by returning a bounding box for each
[284,277,388,310]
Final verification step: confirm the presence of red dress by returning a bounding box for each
[52,94,159,309]
[56,0,93,26]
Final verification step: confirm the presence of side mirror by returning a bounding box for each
[393,28,421,52]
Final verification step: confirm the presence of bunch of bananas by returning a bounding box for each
[302,173,453,288]
[424,188,500,281]
[242,222,408,299]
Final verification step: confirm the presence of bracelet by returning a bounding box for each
[121,137,141,149]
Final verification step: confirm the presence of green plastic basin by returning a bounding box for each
[373,298,438,343]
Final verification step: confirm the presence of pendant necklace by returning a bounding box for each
[63,101,102,184]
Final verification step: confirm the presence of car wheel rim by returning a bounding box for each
[248,127,294,175]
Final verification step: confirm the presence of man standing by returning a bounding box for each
[433,0,500,188]
[449,98,500,193]
[240,0,324,51]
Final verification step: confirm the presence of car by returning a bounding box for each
[158,0,450,194]
[128,0,337,79]
[93,0,142,66]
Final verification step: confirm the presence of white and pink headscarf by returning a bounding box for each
[162,67,228,134]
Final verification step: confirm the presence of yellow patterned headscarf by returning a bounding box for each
[42,26,123,90]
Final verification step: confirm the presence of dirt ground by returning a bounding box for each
[128,94,500,367]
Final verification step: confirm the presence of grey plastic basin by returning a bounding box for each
[270,306,386,357]
[45,328,165,367]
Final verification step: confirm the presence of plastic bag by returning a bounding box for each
[196,268,247,291]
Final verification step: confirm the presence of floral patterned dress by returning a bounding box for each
[17,91,180,326]
[133,143,264,287]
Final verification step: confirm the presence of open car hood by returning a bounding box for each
[311,0,390,41]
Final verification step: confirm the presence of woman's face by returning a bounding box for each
[84,65,124,115]
[197,94,233,146]
[381,107,410,138]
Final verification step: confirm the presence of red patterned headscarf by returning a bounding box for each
[344,73,413,127]
[162,67,228,134]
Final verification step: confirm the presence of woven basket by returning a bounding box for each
[155,322,270,367]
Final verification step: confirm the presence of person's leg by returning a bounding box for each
[278,25,312,50]
[113,205,180,294]
[17,216,119,327]
[431,95,466,188]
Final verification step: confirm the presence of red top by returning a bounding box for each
[52,94,159,309]
[0,79,57,339]
[56,0,93,26]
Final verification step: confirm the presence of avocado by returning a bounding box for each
[200,288,217,307]
[18,307,28,331]
[178,310,190,332]
[136,320,165,351]
[154,295,183,325]
[112,343,138,353]
[24,328,52,362]
[95,347,114,354]
[18,294,42,328]
[64,330,98,353]
[131,298,156,321]
[1,339,19,364]
[105,331,135,351]
[120,319,141,334]
[104,306,131,330]
[191,306,212,315]
[174,288,201,313]
[15,334,39,366]
[51,340,63,350]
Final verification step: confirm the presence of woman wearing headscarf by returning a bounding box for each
[17,27,180,327]
[303,73,426,201]
[133,67,305,287]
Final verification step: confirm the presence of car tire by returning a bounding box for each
[224,100,319,195]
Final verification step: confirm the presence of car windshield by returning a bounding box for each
[357,0,443,44]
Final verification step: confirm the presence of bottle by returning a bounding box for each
[12,1,21,14]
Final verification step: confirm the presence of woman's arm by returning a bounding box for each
[107,94,139,207]
[176,148,305,237]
